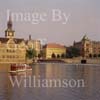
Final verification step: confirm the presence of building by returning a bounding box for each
[26,35,41,56]
[43,43,66,59]
[0,16,26,63]
[73,35,100,58]
[92,41,100,57]
[0,16,41,63]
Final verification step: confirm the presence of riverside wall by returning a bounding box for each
[63,58,100,64]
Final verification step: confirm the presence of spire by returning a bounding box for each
[73,40,76,45]
[5,15,15,38]
[7,15,12,29]
[29,35,32,40]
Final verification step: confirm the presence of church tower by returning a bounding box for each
[5,16,15,38]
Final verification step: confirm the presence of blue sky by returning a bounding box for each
[0,0,100,45]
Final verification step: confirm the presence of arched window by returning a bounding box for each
[51,53,56,58]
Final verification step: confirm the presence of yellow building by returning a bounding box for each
[0,17,26,63]
[43,43,66,59]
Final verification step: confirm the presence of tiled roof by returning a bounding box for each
[14,38,24,44]
[0,37,24,44]
[44,43,65,49]
[0,38,9,43]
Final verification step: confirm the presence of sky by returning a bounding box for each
[0,0,100,46]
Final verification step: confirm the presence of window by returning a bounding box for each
[2,55,5,58]
[7,49,9,52]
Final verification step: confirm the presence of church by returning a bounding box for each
[0,16,41,63]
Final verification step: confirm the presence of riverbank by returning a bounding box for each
[37,59,65,63]
[35,57,100,64]
[63,58,100,64]
[0,58,100,65]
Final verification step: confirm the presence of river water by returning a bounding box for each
[0,63,100,100]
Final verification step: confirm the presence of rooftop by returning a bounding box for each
[43,43,65,49]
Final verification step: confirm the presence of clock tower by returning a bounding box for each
[5,16,15,38]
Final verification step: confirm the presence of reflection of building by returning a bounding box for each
[0,16,26,63]
[74,35,100,58]
[43,43,66,59]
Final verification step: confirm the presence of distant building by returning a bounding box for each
[26,35,41,56]
[92,41,100,57]
[73,35,100,58]
[0,16,26,63]
[43,43,66,59]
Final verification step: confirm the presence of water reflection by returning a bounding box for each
[0,63,100,100]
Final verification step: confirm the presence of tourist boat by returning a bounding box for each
[9,64,32,73]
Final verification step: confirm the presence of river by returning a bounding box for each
[0,63,100,100]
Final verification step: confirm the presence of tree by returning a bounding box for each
[61,53,65,58]
[26,48,36,59]
[40,50,44,58]
[66,47,80,58]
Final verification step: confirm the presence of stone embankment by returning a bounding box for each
[63,58,100,64]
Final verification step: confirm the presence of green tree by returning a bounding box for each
[26,48,36,59]
[67,47,80,58]
[61,53,65,58]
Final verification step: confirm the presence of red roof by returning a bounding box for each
[44,43,65,49]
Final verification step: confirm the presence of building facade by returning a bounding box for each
[0,17,41,63]
[26,35,41,56]
[43,43,66,59]
[0,17,26,63]
[74,35,100,58]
